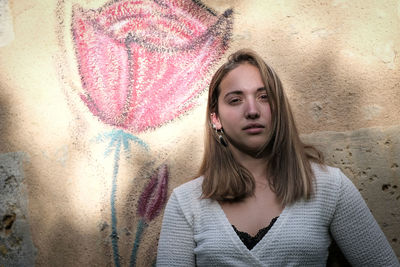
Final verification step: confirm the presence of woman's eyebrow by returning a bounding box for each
[224,90,243,97]
[224,87,267,98]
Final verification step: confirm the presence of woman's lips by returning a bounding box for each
[243,124,265,134]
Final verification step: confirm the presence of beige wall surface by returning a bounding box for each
[0,0,399,266]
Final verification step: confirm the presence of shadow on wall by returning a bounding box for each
[284,43,365,133]
[0,152,36,266]
[0,85,13,153]
[0,83,37,265]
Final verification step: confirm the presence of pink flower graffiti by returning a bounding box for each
[72,0,233,132]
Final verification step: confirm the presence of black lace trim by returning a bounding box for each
[232,216,279,250]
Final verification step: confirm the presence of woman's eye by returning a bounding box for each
[259,94,268,101]
[228,98,241,104]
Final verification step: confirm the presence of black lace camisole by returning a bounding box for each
[232,216,279,250]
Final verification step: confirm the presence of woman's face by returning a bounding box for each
[211,63,272,155]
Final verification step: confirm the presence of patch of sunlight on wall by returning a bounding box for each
[68,150,112,230]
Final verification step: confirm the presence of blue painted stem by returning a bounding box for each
[129,219,147,267]
[111,138,122,267]
[97,129,149,266]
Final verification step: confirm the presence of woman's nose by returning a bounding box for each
[245,98,260,119]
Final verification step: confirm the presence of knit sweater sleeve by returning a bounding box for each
[330,170,399,266]
[156,191,195,266]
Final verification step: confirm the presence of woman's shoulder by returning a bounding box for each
[311,163,353,197]
[312,162,346,185]
[167,177,207,223]
[172,176,204,201]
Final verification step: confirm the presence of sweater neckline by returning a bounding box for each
[214,200,291,258]
[232,216,279,250]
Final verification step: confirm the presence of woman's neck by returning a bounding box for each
[229,145,268,183]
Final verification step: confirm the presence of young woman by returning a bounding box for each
[156,49,399,266]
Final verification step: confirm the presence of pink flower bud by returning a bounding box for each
[137,164,168,223]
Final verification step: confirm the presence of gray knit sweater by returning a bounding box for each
[157,164,399,266]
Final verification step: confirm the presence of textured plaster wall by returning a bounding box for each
[0,152,36,266]
[0,0,399,266]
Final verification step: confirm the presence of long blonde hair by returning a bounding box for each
[198,49,324,205]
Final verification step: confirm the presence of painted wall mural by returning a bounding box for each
[57,0,233,266]
[72,0,233,132]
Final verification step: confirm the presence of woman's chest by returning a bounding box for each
[219,194,283,236]
[192,202,333,266]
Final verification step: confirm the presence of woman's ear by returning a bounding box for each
[210,112,222,130]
